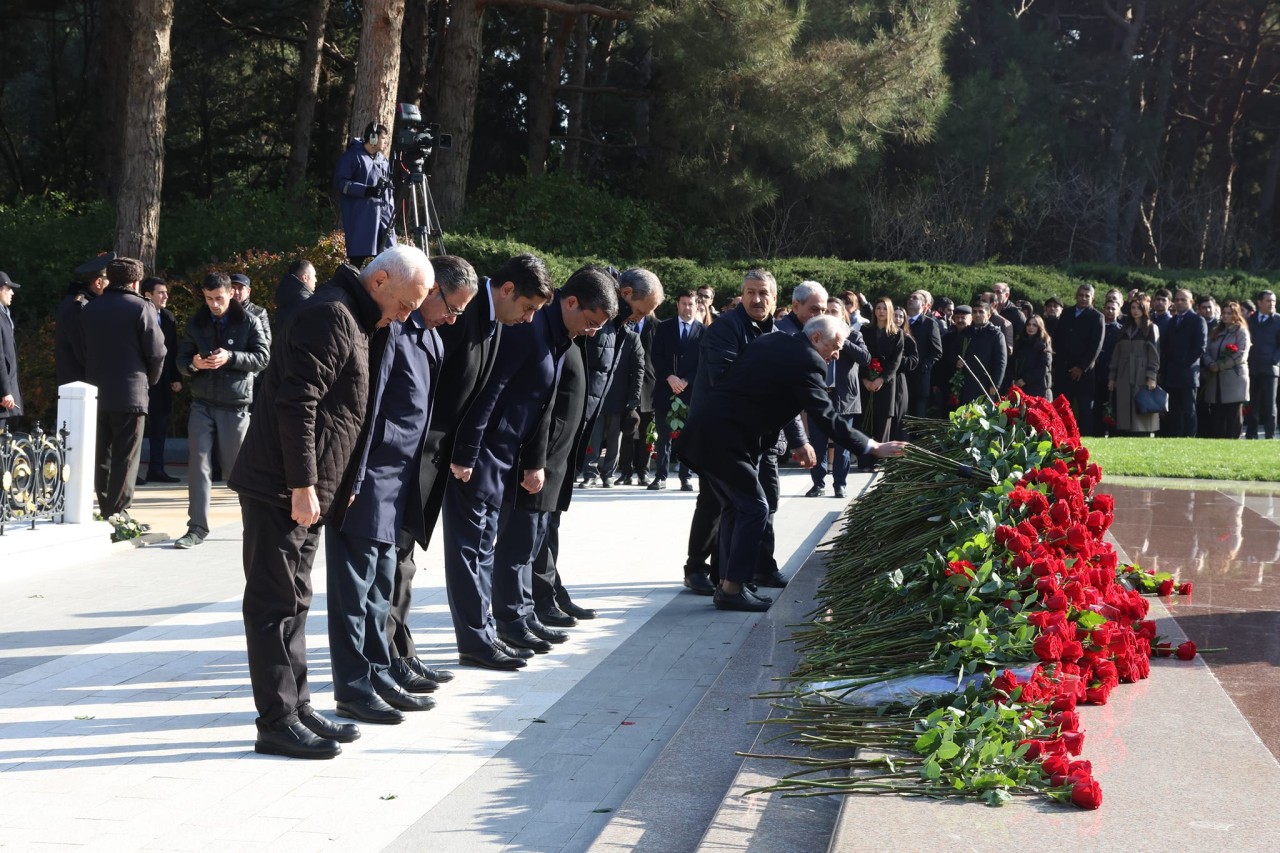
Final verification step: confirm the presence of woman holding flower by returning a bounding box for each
[1108,295,1161,435]
[893,306,919,439]
[1201,300,1251,438]
[860,297,905,443]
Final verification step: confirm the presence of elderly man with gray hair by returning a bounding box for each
[677,314,905,611]
[775,280,829,336]
[615,268,666,486]
[229,245,434,760]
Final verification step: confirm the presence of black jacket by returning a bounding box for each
[402,278,503,551]
[1011,338,1053,399]
[601,323,644,414]
[55,283,93,385]
[229,265,382,514]
[518,340,587,513]
[1053,305,1105,378]
[177,300,271,410]
[958,323,1008,404]
[241,299,273,353]
[81,285,166,413]
[650,316,703,414]
[678,332,872,467]
[273,273,313,336]
[0,307,21,418]
[634,314,657,411]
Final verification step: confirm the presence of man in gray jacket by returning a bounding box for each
[175,273,270,548]
[1246,290,1280,439]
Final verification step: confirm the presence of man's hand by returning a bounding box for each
[1108,380,1116,392]
[1069,366,1083,381]
[1146,378,1157,390]
[0,395,14,410]
[450,463,473,483]
[666,375,687,394]
[521,468,545,494]
[1208,362,1219,373]
[868,440,908,458]
[869,377,884,393]
[956,357,966,369]
[170,381,182,393]
[291,486,320,527]
[794,443,817,469]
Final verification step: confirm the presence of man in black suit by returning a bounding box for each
[1051,284,1104,426]
[904,289,943,420]
[677,316,905,611]
[1151,288,1173,333]
[681,270,815,596]
[957,303,1007,404]
[56,253,113,386]
[0,272,22,424]
[444,270,612,670]
[1246,290,1280,439]
[140,277,182,483]
[649,288,703,491]
[387,255,553,686]
[1160,288,1208,437]
[992,282,1026,341]
[614,269,664,486]
[1093,298,1123,433]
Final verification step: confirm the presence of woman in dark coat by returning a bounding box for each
[1011,314,1054,399]
[860,297,905,443]
[893,306,918,439]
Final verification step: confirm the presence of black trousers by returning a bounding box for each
[388,544,420,659]
[95,411,146,517]
[1246,374,1278,439]
[531,511,567,612]
[145,387,172,476]
[683,451,778,582]
[697,449,770,585]
[1165,387,1197,437]
[240,495,320,730]
[619,409,655,478]
[1056,370,1096,435]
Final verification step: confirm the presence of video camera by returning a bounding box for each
[392,103,452,174]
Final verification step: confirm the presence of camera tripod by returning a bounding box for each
[395,165,447,256]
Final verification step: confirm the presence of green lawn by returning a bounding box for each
[1081,437,1280,482]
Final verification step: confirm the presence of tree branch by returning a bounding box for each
[203,2,354,70]
[479,0,637,21]
[556,84,651,99]
[551,134,644,149]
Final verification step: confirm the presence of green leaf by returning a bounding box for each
[922,757,942,780]
[935,741,961,761]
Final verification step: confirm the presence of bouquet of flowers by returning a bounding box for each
[666,396,689,441]
[1218,342,1240,368]
[750,391,1194,810]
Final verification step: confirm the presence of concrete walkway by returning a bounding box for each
[0,467,849,852]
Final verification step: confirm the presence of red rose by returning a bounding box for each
[1045,591,1069,612]
[1041,753,1070,778]
[1179,581,1194,595]
[1062,730,1085,755]
[1158,578,1174,596]
[1071,778,1103,809]
[1176,641,1197,660]
[1226,343,1239,353]
[670,430,681,440]
[1034,634,1063,661]
[1154,642,1172,657]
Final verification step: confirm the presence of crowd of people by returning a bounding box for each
[3,241,1279,763]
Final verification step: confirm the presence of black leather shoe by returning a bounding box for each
[335,695,405,725]
[378,684,437,712]
[135,476,148,487]
[493,637,535,659]
[714,587,771,612]
[560,599,597,620]
[498,628,553,654]
[681,481,694,492]
[299,708,361,744]
[834,486,847,498]
[390,658,438,693]
[527,618,570,644]
[599,478,613,489]
[752,569,789,588]
[805,484,824,497]
[745,586,774,604]
[537,606,578,628]
[255,720,341,759]
[647,479,666,491]
[683,572,716,596]
[405,656,455,684]
[636,475,650,487]
[459,645,527,670]
[147,472,180,484]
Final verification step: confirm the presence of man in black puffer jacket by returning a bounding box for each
[228,246,433,761]
[174,273,270,550]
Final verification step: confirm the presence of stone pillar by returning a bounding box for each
[57,382,98,524]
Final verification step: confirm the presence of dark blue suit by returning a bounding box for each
[650,316,703,482]
[1160,310,1208,437]
[326,314,441,703]
[1246,312,1280,439]
[1052,305,1104,428]
[443,295,572,654]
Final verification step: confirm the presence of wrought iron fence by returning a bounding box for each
[0,422,70,534]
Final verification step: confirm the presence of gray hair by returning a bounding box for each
[912,288,933,306]
[619,267,663,302]
[744,268,777,294]
[431,255,480,298]
[803,314,849,343]
[793,280,828,305]
[364,244,433,286]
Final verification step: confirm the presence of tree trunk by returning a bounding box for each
[527,15,573,176]
[351,0,407,137]
[561,14,591,175]
[1098,0,1145,266]
[398,0,431,108]
[94,0,130,199]
[435,0,485,220]
[286,0,331,193]
[114,0,174,272]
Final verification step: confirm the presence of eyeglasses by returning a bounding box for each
[439,288,467,317]
[578,307,608,333]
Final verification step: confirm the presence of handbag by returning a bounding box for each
[1134,385,1169,415]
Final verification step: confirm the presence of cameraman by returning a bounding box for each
[334,121,395,266]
